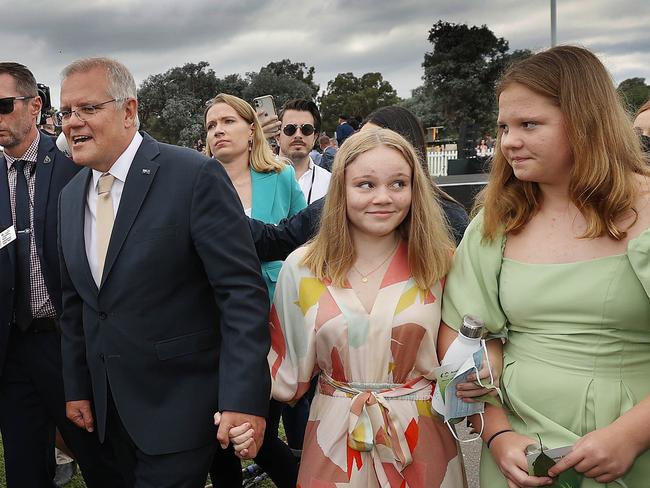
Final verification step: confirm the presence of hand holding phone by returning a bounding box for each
[253,95,280,139]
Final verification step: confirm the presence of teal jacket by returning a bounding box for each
[251,165,306,299]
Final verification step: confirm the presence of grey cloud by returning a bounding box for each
[11,0,262,55]
[2,0,648,105]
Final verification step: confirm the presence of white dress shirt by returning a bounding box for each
[297,158,331,204]
[85,132,143,286]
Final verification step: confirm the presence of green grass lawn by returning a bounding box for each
[0,433,280,488]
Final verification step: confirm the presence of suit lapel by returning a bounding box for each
[100,136,159,287]
[33,137,55,258]
[250,169,276,222]
[0,156,16,270]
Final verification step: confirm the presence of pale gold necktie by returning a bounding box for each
[96,174,116,281]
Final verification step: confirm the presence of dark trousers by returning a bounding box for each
[105,388,216,488]
[281,396,310,450]
[0,325,124,488]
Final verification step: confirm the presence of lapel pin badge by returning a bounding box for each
[142,168,151,175]
[44,155,51,164]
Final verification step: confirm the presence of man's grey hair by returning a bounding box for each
[61,57,140,128]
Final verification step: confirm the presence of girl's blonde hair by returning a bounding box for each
[478,45,649,241]
[301,129,454,290]
[204,93,284,173]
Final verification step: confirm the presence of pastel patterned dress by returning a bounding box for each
[442,211,650,487]
[269,244,467,487]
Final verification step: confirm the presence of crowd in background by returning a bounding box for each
[0,43,649,488]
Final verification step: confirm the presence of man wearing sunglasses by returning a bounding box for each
[0,63,123,487]
[277,99,331,204]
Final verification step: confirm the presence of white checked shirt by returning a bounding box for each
[5,132,57,319]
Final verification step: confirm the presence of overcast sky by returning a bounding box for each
[4,0,649,107]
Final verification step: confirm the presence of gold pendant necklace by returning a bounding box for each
[352,239,399,283]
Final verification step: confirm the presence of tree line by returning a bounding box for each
[137,20,650,148]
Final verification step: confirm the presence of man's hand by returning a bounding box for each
[215,411,266,458]
[257,112,281,139]
[66,400,94,432]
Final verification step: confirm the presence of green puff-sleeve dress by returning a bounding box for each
[441,210,650,488]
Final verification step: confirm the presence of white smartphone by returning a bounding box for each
[252,95,277,120]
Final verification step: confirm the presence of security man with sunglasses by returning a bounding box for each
[277,99,331,204]
[0,62,123,488]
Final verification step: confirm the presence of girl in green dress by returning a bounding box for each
[440,45,650,487]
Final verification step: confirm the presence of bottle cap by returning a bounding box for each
[460,314,484,338]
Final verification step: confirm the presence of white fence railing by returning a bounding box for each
[426,150,457,176]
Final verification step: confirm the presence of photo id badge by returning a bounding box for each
[0,226,17,249]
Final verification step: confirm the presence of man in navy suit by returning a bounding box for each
[0,63,123,487]
[57,57,270,487]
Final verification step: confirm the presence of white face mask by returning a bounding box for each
[432,340,498,442]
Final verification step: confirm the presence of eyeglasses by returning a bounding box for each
[0,96,35,115]
[54,99,119,127]
[282,123,315,137]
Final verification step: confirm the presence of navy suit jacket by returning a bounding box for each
[0,134,80,373]
[58,132,270,455]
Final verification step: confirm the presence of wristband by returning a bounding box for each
[486,429,513,449]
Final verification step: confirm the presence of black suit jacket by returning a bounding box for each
[0,134,80,372]
[58,132,270,455]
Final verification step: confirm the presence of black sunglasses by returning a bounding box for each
[0,96,35,115]
[282,123,315,137]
